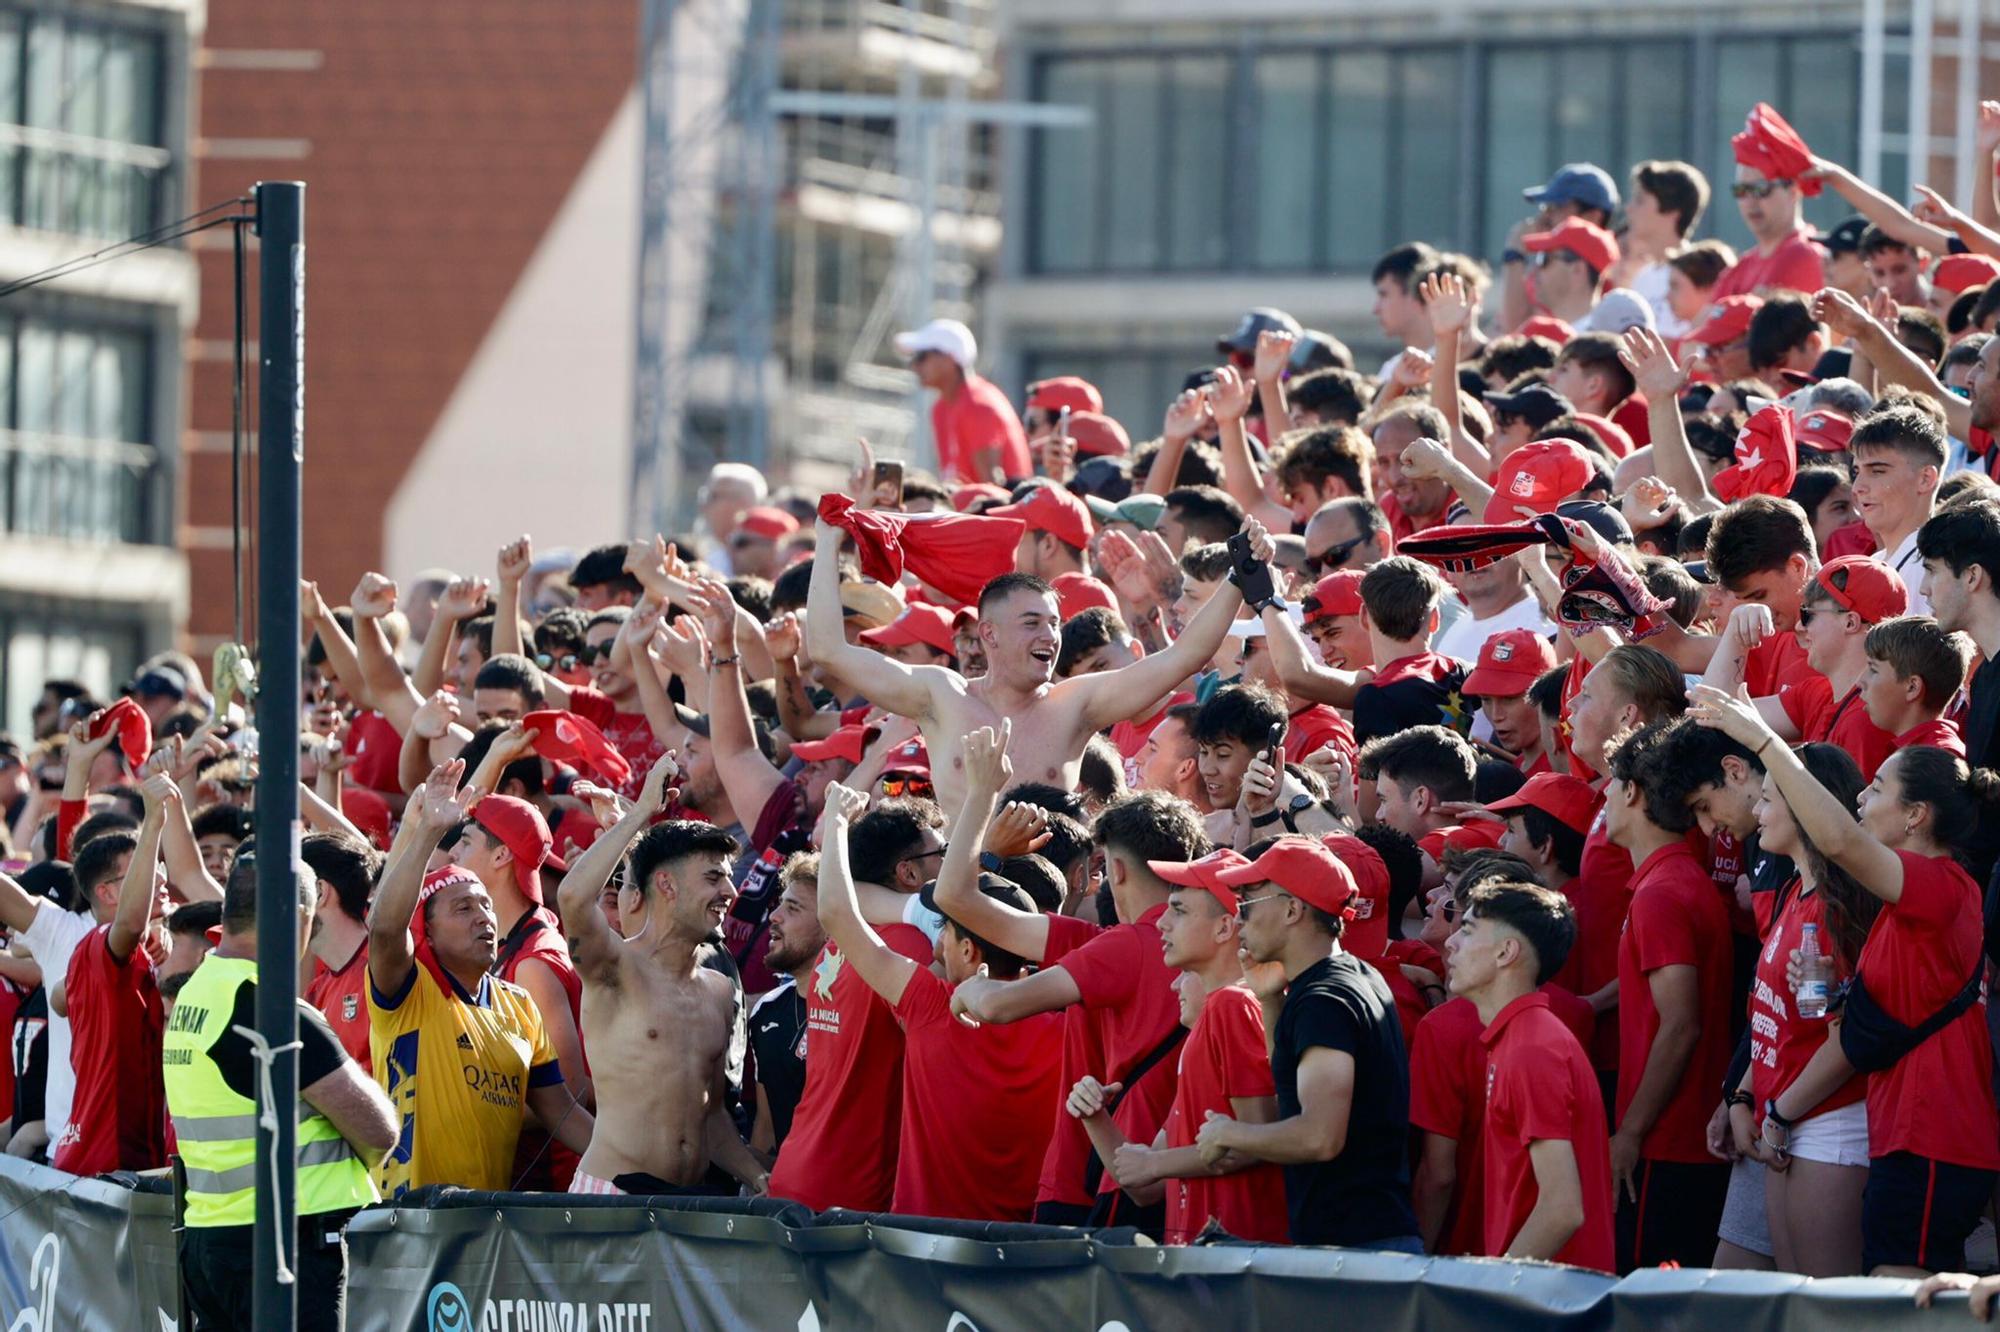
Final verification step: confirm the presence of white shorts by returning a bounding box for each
[570,1169,625,1196]
[1786,1102,1870,1168]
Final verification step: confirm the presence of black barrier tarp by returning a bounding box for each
[0,1161,1982,1330]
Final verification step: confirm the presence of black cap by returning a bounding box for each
[1217,307,1302,355]
[131,665,187,700]
[1288,329,1352,374]
[1555,499,1634,547]
[1810,347,1853,383]
[1484,383,1573,429]
[1069,455,1132,503]
[1812,215,1869,255]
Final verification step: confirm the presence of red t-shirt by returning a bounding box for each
[1743,629,1821,705]
[1408,997,1488,1256]
[1285,702,1357,773]
[53,926,166,1176]
[1162,984,1288,1244]
[1037,999,1107,1208]
[767,924,934,1210]
[891,967,1063,1221]
[305,940,373,1072]
[1856,852,2000,1168]
[1615,840,1736,1163]
[1750,882,1865,1128]
[1037,906,1182,1202]
[1822,520,1877,559]
[1380,492,1452,546]
[932,372,1033,484]
[1557,818,1630,1072]
[1897,718,1967,758]
[1369,955,1428,1052]
[344,709,405,796]
[1780,676,1896,781]
[1609,394,1650,450]
[1480,992,1616,1273]
[1711,228,1826,300]
[496,907,585,1192]
[566,688,664,799]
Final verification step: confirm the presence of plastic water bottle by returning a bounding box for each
[1797,922,1831,1019]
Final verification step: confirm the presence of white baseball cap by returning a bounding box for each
[894,318,977,368]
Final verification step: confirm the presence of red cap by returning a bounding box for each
[952,482,1012,512]
[882,738,930,778]
[1713,404,1798,504]
[738,506,800,542]
[1213,836,1360,919]
[1685,295,1763,347]
[1320,834,1391,960]
[1484,439,1596,523]
[1522,218,1619,277]
[1487,772,1601,835]
[521,709,633,788]
[1934,253,2000,296]
[990,485,1094,551]
[790,724,874,765]
[1067,412,1131,458]
[1815,554,1910,624]
[1462,629,1559,698]
[1795,408,1855,452]
[1148,848,1252,913]
[1574,412,1635,460]
[1051,570,1118,618]
[341,788,394,851]
[1025,376,1104,418]
[1517,315,1575,346]
[1418,821,1508,864]
[91,697,152,770]
[859,603,959,657]
[1301,570,1365,624]
[1732,103,1821,194]
[409,864,482,953]
[472,794,554,905]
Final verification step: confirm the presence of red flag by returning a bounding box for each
[1713,404,1798,503]
[818,494,1028,608]
[522,709,633,788]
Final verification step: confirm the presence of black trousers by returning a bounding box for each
[181,1210,355,1332]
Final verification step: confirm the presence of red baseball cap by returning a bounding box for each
[1574,412,1634,460]
[738,506,800,542]
[1418,821,1508,864]
[790,724,874,765]
[1213,836,1359,919]
[1685,295,1763,347]
[1025,376,1104,418]
[1522,218,1619,277]
[1320,834,1391,960]
[990,485,1093,551]
[1794,408,1855,452]
[1815,554,1909,624]
[1487,772,1600,836]
[1484,439,1597,523]
[1149,848,1252,913]
[882,738,930,778]
[1067,412,1131,458]
[1051,570,1117,618]
[1932,253,2000,295]
[1517,315,1575,346]
[859,603,958,657]
[952,482,1012,512]
[521,709,633,787]
[1713,404,1798,504]
[1301,570,1365,624]
[91,697,152,770]
[471,794,554,904]
[1462,629,1559,698]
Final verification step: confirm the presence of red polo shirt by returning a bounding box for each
[52,926,165,1176]
[1481,990,1615,1272]
[1896,718,1966,757]
[933,371,1032,484]
[1161,984,1288,1244]
[1408,997,1488,1256]
[305,939,373,1072]
[1555,818,1631,1072]
[1780,676,1896,780]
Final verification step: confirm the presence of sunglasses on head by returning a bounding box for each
[1304,534,1369,575]
[882,774,934,800]
[1731,180,1787,199]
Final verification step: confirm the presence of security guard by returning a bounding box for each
[164,851,397,1331]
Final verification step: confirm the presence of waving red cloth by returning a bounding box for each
[818,494,1028,608]
[1713,404,1798,504]
[1732,103,1822,196]
[90,697,152,770]
[522,710,633,788]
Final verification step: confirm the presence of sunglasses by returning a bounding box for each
[897,842,945,867]
[1731,180,1788,199]
[882,775,934,800]
[1235,889,1287,920]
[1532,251,1581,268]
[581,642,617,665]
[1304,534,1370,575]
[535,651,582,673]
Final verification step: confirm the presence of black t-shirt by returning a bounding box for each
[207,980,349,1102]
[1271,951,1417,1246]
[746,979,808,1149]
[1969,660,2000,961]
[12,985,46,1128]
[1351,655,1471,747]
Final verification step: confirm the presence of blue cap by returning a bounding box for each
[1523,163,1620,215]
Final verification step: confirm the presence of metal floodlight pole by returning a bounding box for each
[251,178,305,1332]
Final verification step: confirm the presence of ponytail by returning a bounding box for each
[1892,745,2000,855]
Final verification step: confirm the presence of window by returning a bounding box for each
[0,12,169,240]
[0,312,159,545]
[1709,34,1859,252]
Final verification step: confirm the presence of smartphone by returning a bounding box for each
[1263,720,1287,766]
[1228,530,1277,607]
[1055,405,1072,440]
[872,459,905,508]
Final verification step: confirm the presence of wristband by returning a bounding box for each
[978,850,1005,873]
[712,655,740,669]
[1726,1090,1753,1109]
[1250,808,1285,828]
[1252,595,1286,615]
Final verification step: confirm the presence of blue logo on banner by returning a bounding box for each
[427,1282,473,1332]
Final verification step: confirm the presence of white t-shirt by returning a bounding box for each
[1434,593,1557,664]
[1630,262,1691,339]
[21,906,93,1145]
[1880,527,1931,617]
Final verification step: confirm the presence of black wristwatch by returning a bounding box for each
[1280,794,1313,831]
[1763,1098,1797,1130]
[1250,808,1286,828]
[1251,594,1286,615]
[978,851,1005,873]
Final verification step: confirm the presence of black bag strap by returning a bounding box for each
[1081,1025,1188,1199]
[491,910,554,977]
[1838,960,1983,1072]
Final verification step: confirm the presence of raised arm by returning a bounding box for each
[1810,158,1954,255]
[804,520,942,718]
[554,752,679,981]
[814,783,921,1008]
[414,576,488,698]
[1398,436,1494,519]
[0,873,46,936]
[620,599,686,747]
[1210,366,1291,532]
[692,580,787,821]
[108,775,172,963]
[1142,391,1209,497]
[1260,601,1367,707]
[1690,683,1905,903]
[1913,183,2000,260]
[765,613,838,742]
[1699,607,1801,738]
[1252,330,1296,439]
[149,744,223,902]
[1814,288,1971,441]
[349,573,422,732]
[366,759,472,1001]
[1422,272,1493,473]
[493,535,533,661]
[302,580,372,711]
[1619,328,1718,515]
[925,723,1053,966]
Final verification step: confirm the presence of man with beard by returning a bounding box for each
[749,853,824,1156]
[555,754,768,1195]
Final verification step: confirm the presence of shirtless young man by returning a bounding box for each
[555,753,768,1196]
[805,514,1274,811]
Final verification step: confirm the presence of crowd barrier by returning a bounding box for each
[0,1155,1975,1329]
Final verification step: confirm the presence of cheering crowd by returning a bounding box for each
[10,96,2000,1304]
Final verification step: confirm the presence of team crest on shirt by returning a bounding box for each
[814,949,843,1001]
[794,1027,808,1061]
[342,994,359,1022]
